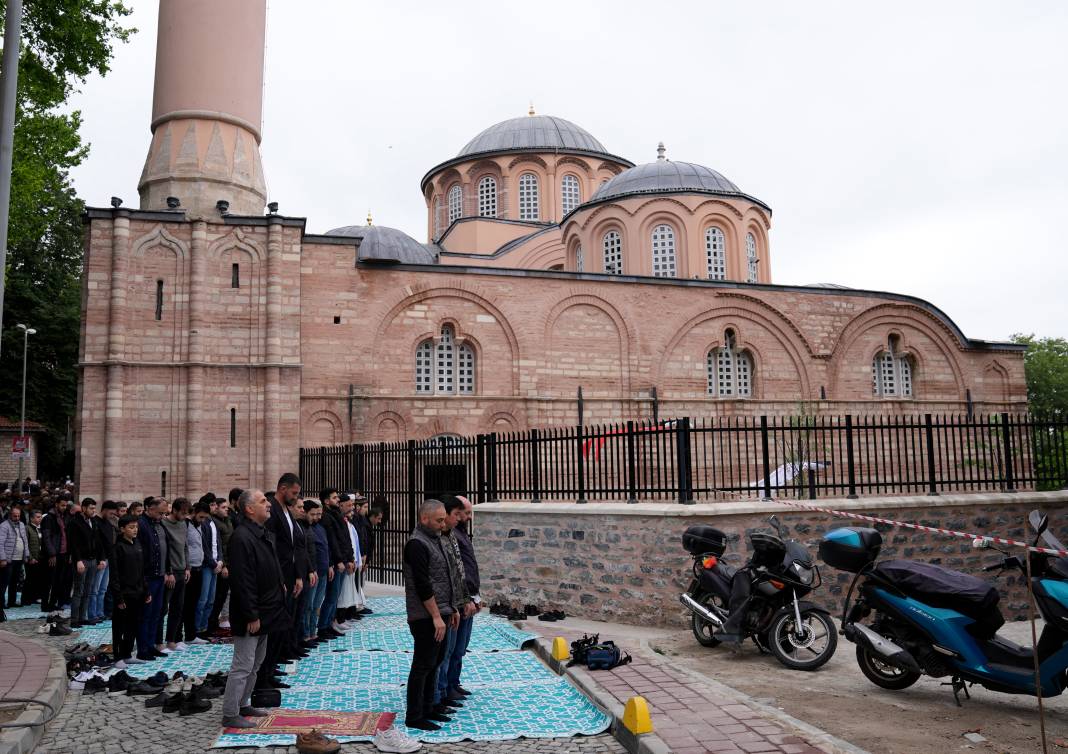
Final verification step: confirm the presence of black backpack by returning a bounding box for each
[568,633,631,670]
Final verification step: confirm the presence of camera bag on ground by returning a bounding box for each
[567,633,631,670]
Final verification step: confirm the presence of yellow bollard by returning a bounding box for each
[622,696,653,735]
[551,637,570,661]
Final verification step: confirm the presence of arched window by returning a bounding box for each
[478,176,497,218]
[416,325,475,395]
[561,174,581,215]
[651,224,677,277]
[602,230,623,275]
[873,336,913,397]
[448,185,463,224]
[746,233,758,283]
[707,330,753,398]
[518,173,539,221]
[705,226,726,280]
[575,244,584,272]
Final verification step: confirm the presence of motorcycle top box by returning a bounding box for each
[819,527,882,572]
[682,525,727,557]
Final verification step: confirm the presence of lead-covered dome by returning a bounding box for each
[586,146,770,212]
[458,115,609,158]
[326,224,437,265]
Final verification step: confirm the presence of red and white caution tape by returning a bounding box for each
[768,497,1068,557]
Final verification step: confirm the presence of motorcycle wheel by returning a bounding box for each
[856,645,921,690]
[767,608,837,671]
[690,592,727,647]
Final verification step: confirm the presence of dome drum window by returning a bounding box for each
[873,337,913,398]
[746,233,759,283]
[707,330,753,398]
[575,244,584,272]
[518,173,539,221]
[448,185,463,224]
[602,230,623,275]
[561,174,581,215]
[705,226,726,280]
[478,176,497,218]
[416,325,475,395]
[651,224,677,278]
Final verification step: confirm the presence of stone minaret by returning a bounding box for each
[138,0,268,218]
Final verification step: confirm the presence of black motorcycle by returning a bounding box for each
[679,515,837,670]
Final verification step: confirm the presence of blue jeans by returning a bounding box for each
[434,623,457,704]
[137,576,166,658]
[88,562,109,621]
[318,571,342,631]
[447,614,474,690]
[303,570,328,638]
[195,566,217,632]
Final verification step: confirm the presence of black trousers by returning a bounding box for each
[42,553,70,611]
[163,579,186,644]
[208,574,229,632]
[112,598,142,661]
[256,579,295,688]
[181,567,203,641]
[405,618,447,724]
[22,560,46,605]
[0,561,23,607]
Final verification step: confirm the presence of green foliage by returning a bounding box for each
[0,1,133,479]
[1012,334,1068,490]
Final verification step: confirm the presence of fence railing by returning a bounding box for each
[300,412,1068,584]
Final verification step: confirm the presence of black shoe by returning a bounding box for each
[507,609,526,621]
[69,621,83,629]
[144,691,173,708]
[151,649,168,659]
[193,683,222,701]
[83,676,108,694]
[426,711,450,723]
[524,604,539,616]
[162,692,186,713]
[147,671,169,687]
[538,612,558,622]
[179,696,212,716]
[454,686,472,697]
[267,679,290,689]
[434,702,457,714]
[107,671,132,693]
[358,607,373,615]
[128,680,164,696]
[406,719,441,731]
[446,689,466,703]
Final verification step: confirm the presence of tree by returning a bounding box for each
[0,1,133,480]
[1012,334,1068,490]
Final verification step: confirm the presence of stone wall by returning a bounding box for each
[471,491,1068,627]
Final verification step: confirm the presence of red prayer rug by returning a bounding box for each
[223,709,396,735]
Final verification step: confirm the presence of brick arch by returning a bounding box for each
[657,305,813,398]
[716,292,817,357]
[691,198,745,221]
[555,156,594,177]
[828,305,966,398]
[489,411,519,432]
[306,409,342,447]
[371,410,407,442]
[596,162,625,175]
[982,359,1011,404]
[372,285,521,393]
[207,227,264,263]
[572,201,637,232]
[507,154,549,170]
[465,159,504,180]
[543,294,633,394]
[743,204,772,230]
[698,323,768,400]
[127,225,189,362]
[131,225,188,260]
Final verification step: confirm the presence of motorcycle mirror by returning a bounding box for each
[1029,510,1048,533]
[767,515,785,535]
[1038,515,1050,536]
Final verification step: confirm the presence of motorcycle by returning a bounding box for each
[679,515,837,670]
[821,509,1068,704]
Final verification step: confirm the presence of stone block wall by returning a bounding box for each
[471,491,1068,627]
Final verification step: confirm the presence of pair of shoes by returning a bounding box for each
[50,623,73,636]
[83,676,108,694]
[506,609,526,621]
[524,603,540,616]
[295,728,341,754]
[107,671,133,693]
[445,689,466,703]
[453,685,472,697]
[374,725,422,752]
[404,718,440,732]
[538,610,566,622]
[127,680,164,696]
[222,714,256,729]
[239,705,269,717]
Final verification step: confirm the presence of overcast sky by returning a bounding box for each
[66,0,1067,342]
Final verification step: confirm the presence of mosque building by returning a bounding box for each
[74,0,1026,500]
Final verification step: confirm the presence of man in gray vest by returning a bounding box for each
[402,499,461,731]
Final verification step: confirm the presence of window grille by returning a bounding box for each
[873,338,913,397]
[561,174,581,215]
[651,224,676,277]
[518,173,539,220]
[746,233,758,283]
[705,227,726,280]
[448,185,463,224]
[478,176,497,218]
[603,231,623,275]
[708,331,753,398]
[575,245,584,272]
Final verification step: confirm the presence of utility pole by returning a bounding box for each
[0,0,23,359]
[16,322,33,493]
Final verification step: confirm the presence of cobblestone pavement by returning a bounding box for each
[3,615,625,754]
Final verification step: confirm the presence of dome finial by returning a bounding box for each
[366,209,373,226]
[657,142,666,161]
[528,101,535,117]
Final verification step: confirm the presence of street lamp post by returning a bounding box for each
[16,323,34,494]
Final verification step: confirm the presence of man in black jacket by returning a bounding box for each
[316,487,353,640]
[445,495,480,698]
[67,499,102,628]
[110,515,147,665]
[221,489,286,729]
[257,474,303,690]
[40,496,72,612]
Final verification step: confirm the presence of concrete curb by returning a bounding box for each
[0,632,67,754]
[644,637,869,754]
[531,636,672,754]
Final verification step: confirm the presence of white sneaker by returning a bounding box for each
[190,637,208,645]
[157,647,173,655]
[331,621,348,633]
[113,660,127,670]
[125,656,147,665]
[174,642,189,651]
[219,620,231,629]
[374,726,422,753]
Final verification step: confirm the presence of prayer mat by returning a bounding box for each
[360,595,407,616]
[123,643,235,678]
[1,602,66,621]
[222,709,395,736]
[324,617,535,653]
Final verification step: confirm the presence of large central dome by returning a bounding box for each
[458,115,609,157]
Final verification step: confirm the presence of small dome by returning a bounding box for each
[591,159,743,203]
[326,224,437,265]
[458,115,610,157]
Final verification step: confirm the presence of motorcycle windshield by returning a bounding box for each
[783,541,812,568]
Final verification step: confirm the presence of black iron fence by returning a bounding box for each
[300,413,1068,585]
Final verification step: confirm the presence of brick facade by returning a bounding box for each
[75,206,1025,500]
